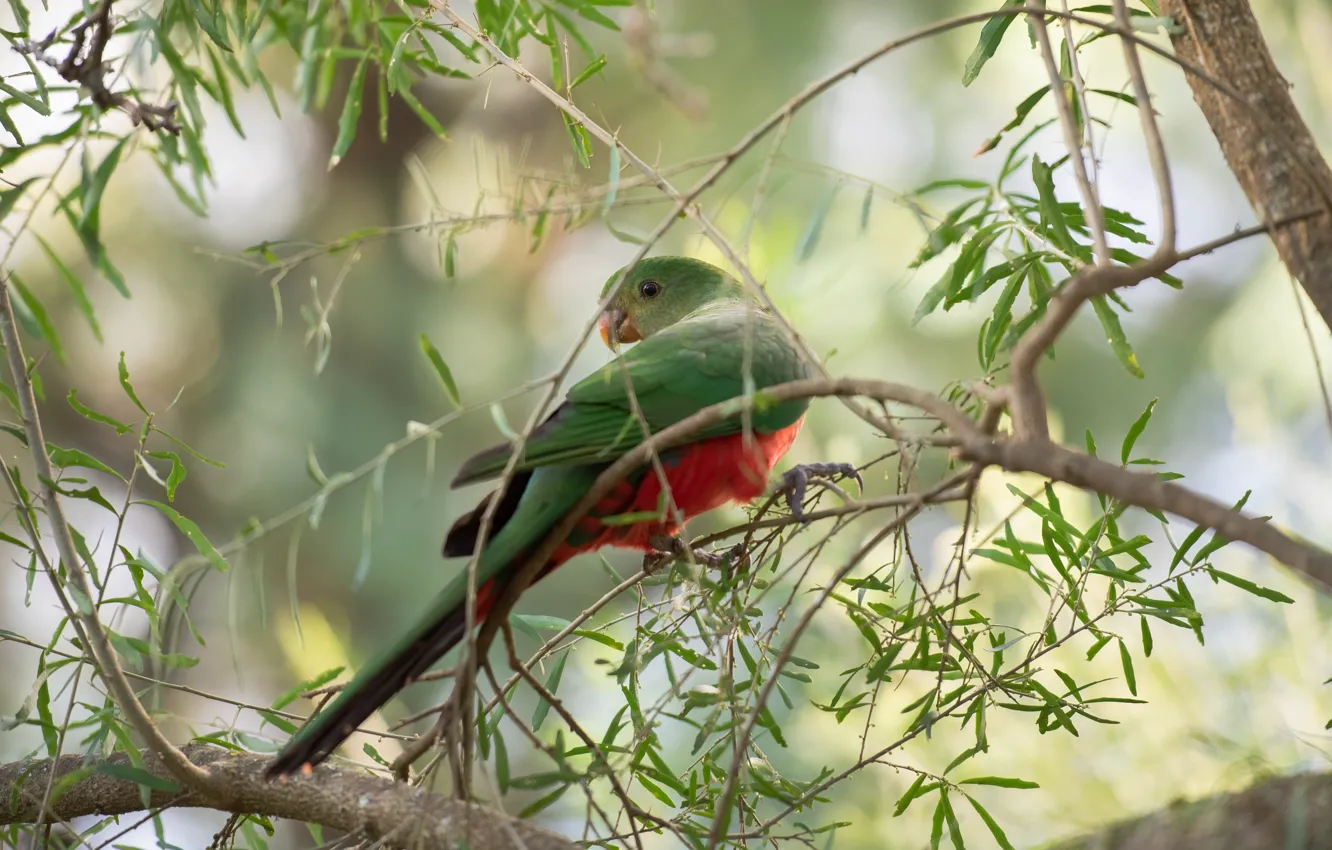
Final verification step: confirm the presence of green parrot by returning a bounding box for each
[267,256,855,777]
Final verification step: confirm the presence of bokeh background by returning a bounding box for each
[2,1,1331,847]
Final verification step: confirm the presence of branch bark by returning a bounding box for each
[1160,0,1332,328]
[1052,769,1332,850]
[0,745,577,850]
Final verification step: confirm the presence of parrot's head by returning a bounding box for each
[597,256,751,348]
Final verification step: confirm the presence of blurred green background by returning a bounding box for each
[1,0,1331,847]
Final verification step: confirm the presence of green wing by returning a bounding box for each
[453,304,809,487]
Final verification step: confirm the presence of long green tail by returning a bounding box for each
[266,465,593,777]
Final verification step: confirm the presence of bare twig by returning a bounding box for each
[1113,0,1175,255]
[18,0,180,133]
[1029,9,1110,266]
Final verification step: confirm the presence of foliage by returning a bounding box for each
[0,1,1324,849]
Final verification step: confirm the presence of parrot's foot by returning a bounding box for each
[777,462,863,522]
[645,534,734,571]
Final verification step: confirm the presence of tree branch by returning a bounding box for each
[1051,769,1332,849]
[0,745,577,850]
[960,436,1332,588]
[467,374,1332,676]
[1160,0,1332,329]
[17,0,180,133]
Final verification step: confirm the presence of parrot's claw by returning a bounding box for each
[645,534,732,571]
[777,462,863,522]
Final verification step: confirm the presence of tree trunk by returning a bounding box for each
[1160,0,1332,328]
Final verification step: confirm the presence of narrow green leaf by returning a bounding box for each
[531,651,569,731]
[930,793,947,850]
[138,500,229,572]
[10,275,63,363]
[637,773,675,807]
[893,774,934,816]
[962,0,1022,86]
[512,614,573,633]
[118,353,149,414]
[0,79,50,115]
[565,117,592,168]
[34,677,57,756]
[518,782,569,817]
[941,792,965,850]
[495,723,511,792]
[959,776,1040,789]
[418,333,460,407]
[329,54,369,169]
[145,451,187,501]
[79,138,128,230]
[914,271,953,325]
[1209,569,1294,604]
[797,182,842,262]
[1118,639,1137,696]
[569,54,606,89]
[1031,154,1075,251]
[48,444,124,481]
[976,85,1049,155]
[36,235,101,342]
[601,143,620,216]
[1120,398,1157,463]
[965,795,1017,850]
[271,666,345,710]
[0,177,36,222]
[1091,296,1144,378]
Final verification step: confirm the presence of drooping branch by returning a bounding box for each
[1160,0,1332,329]
[0,744,578,850]
[0,284,213,793]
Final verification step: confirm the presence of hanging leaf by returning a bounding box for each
[796,182,842,262]
[36,234,101,342]
[962,0,1023,86]
[329,54,369,169]
[531,651,569,731]
[1120,398,1158,463]
[0,177,37,222]
[10,274,64,363]
[1091,297,1144,378]
[418,333,460,408]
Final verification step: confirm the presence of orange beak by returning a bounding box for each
[598,308,641,348]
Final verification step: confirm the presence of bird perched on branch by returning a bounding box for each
[266,256,856,778]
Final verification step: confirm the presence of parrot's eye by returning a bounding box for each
[638,280,661,299]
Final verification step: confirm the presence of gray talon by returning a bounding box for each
[777,462,863,522]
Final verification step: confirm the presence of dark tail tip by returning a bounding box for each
[264,604,473,779]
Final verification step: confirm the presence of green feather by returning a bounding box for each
[455,302,809,485]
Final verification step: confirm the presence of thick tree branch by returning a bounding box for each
[1160,0,1332,329]
[0,745,576,850]
[1052,770,1332,850]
